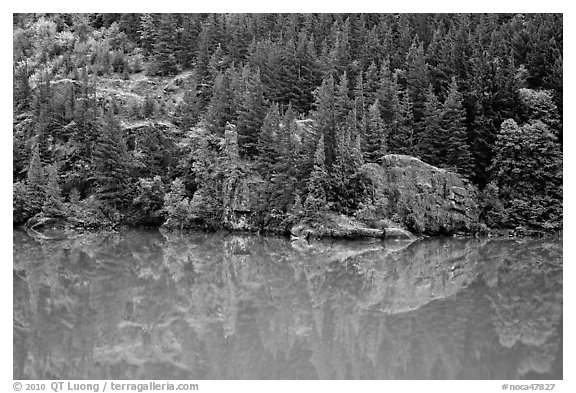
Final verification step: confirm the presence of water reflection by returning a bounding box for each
[13,230,562,379]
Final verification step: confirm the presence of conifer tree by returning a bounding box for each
[304,134,328,215]
[42,164,64,217]
[153,14,178,76]
[174,75,201,130]
[237,69,267,158]
[92,108,131,209]
[26,144,45,214]
[405,37,429,137]
[163,178,190,230]
[256,103,280,179]
[418,85,443,165]
[441,77,473,176]
[364,61,379,106]
[205,72,232,135]
[138,13,157,58]
[335,71,352,124]
[270,104,298,211]
[364,100,386,164]
[377,59,400,124]
[330,108,365,213]
[311,75,337,167]
[388,90,415,155]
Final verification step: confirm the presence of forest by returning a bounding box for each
[12,13,563,235]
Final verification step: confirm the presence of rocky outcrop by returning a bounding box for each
[361,154,481,235]
[223,176,266,231]
[290,214,385,240]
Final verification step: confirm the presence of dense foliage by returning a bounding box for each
[13,13,563,232]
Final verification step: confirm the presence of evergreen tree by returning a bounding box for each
[330,108,365,213]
[153,14,178,76]
[92,108,131,210]
[163,178,191,230]
[405,37,429,136]
[304,134,328,215]
[388,90,415,155]
[138,13,157,58]
[418,85,443,165]
[335,71,352,123]
[364,100,386,164]
[311,75,337,167]
[42,164,64,217]
[174,74,201,130]
[237,69,267,157]
[364,61,379,106]
[26,144,45,214]
[205,72,232,135]
[256,103,280,179]
[441,77,473,176]
[377,59,400,124]
[490,119,562,230]
[270,104,298,211]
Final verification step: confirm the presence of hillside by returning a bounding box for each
[13,13,563,236]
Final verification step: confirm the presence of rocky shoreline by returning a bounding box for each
[19,154,558,242]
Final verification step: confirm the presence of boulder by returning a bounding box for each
[223,176,266,231]
[361,154,481,235]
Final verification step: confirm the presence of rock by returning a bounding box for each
[223,176,266,231]
[361,154,481,235]
[384,227,416,240]
[290,224,313,241]
[292,213,385,240]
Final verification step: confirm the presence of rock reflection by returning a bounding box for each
[13,230,562,379]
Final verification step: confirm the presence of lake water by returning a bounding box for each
[13,229,562,380]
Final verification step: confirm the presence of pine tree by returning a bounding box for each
[26,144,45,214]
[364,61,379,106]
[163,178,190,230]
[153,14,178,76]
[441,77,473,176]
[364,100,386,164]
[405,37,429,138]
[270,104,298,212]
[330,107,365,213]
[174,74,201,130]
[92,108,131,210]
[386,89,414,156]
[256,103,280,179]
[304,134,328,215]
[138,13,157,58]
[311,75,337,167]
[42,164,64,217]
[377,59,400,124]
[335,71,352,123]
[237,69,267,158]
[294,33,321,114]
[205,72,232,135]
[418,85,443,165]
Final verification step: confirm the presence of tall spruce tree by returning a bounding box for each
[311,75,337,167]
[237,69,267,158]
[26,144,45,214]
[304,134,329,215]
[42,164,64,217]
[388,89,415,155]
[441,77,473,176]
[256,103,280,179]
[418,85,443,165]
[364,99,386,164]
[92,107,131,210]
[153,14,178,76]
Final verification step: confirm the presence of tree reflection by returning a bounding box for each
[13,231,562,379]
